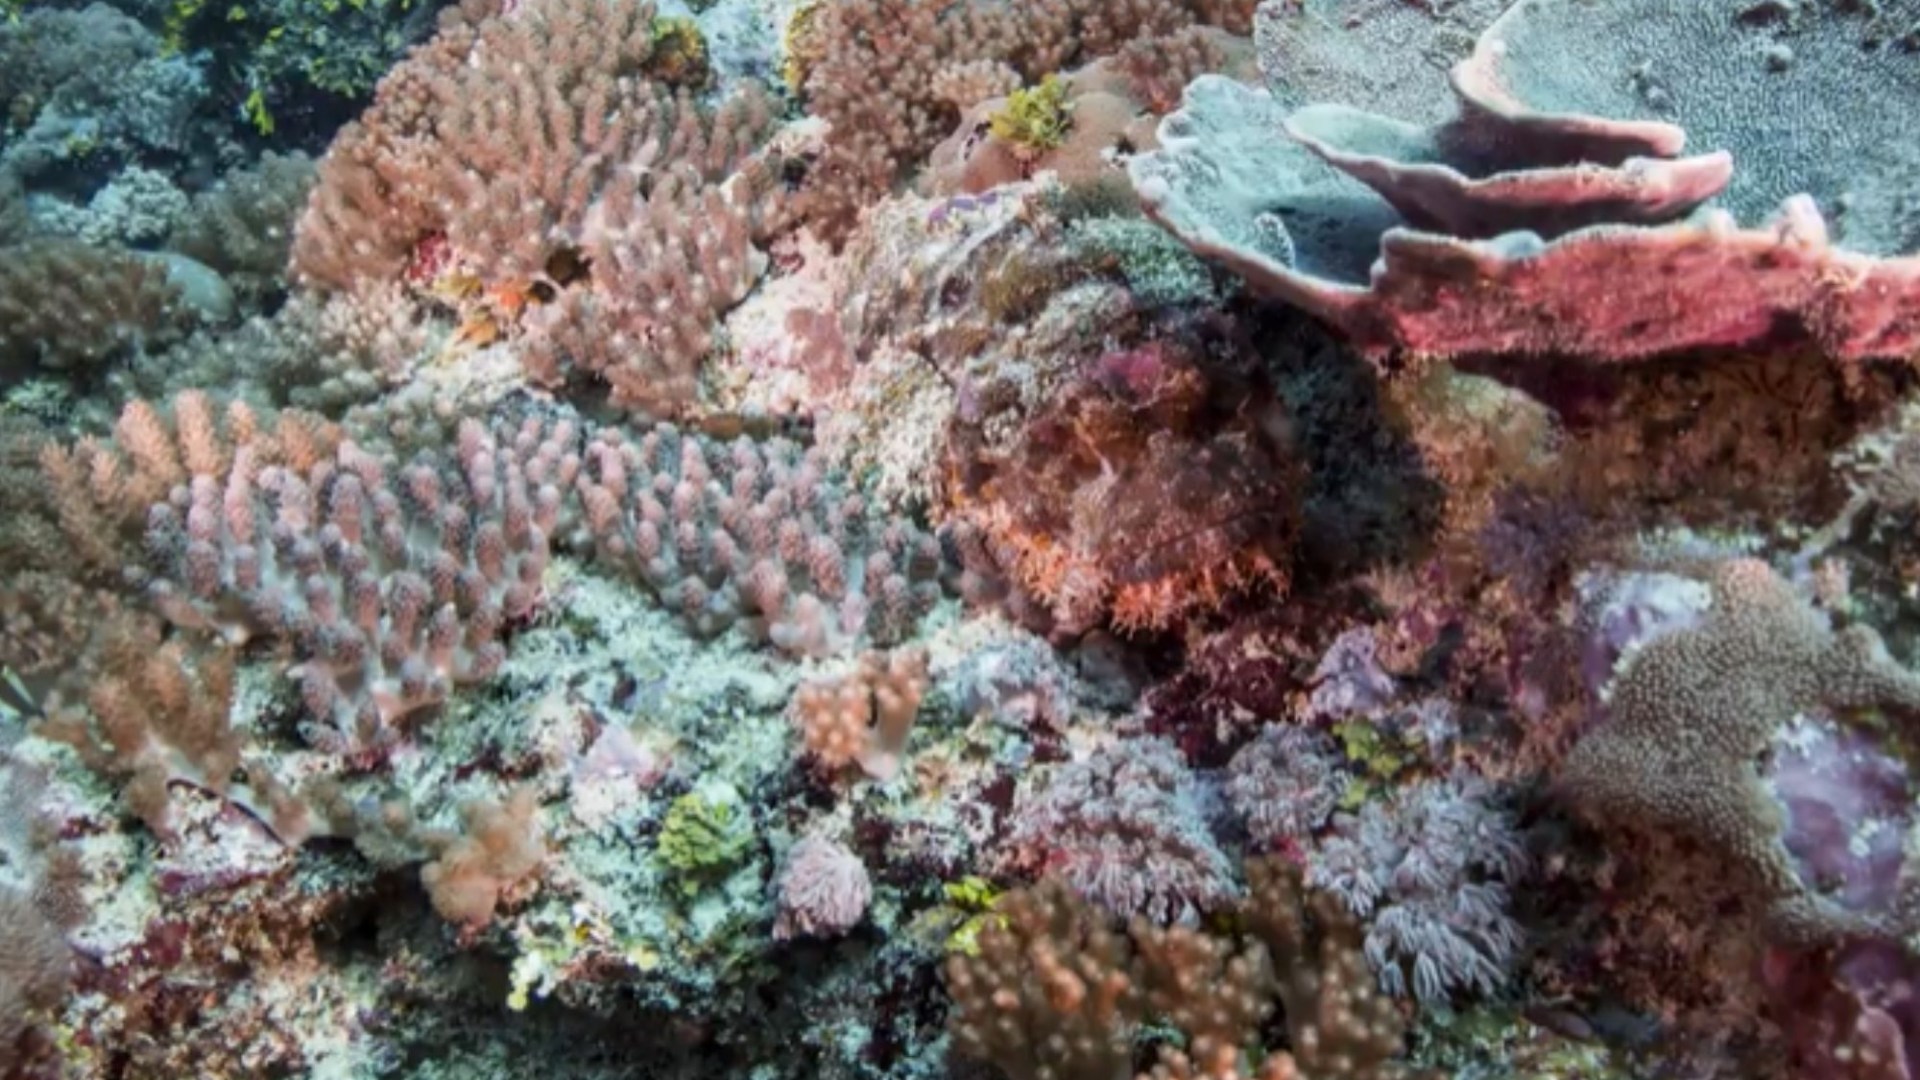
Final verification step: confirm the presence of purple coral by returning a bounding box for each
[773,835,873,941]
[1006,738,1238,925]
[1305,626,1398,721]
[1769,711,1916,928]
[1307,774,1528,1003]
[1225,723,1341,849]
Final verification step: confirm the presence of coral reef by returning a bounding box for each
[7,0,1920,1075]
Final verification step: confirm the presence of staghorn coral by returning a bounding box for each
[1563,558,1920,944]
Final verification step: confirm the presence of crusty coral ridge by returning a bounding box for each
[1562,559,1920,944]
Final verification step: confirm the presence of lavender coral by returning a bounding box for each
[1307,775,1528,1003]
[1005,738,1237,925]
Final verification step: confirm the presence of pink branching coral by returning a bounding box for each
[569,423,945,655]
[36,614,243,838]
[36,392,341,584]
[790,647,930,780]
[139,416,555,756]
[292,0,785,411]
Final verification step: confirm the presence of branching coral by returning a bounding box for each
[35,615,247,839]
[791,647,930,779]
[140,417,554,755]
[292,0,785,411]
[945,860,1410,1080]
[36,392,341,586]
[569,421,945,655]
[0,239,196,377]
[420,787,546,928]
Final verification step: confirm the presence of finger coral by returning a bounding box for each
[292,0,785,411]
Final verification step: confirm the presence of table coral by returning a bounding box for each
[1131,0,1920,362]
